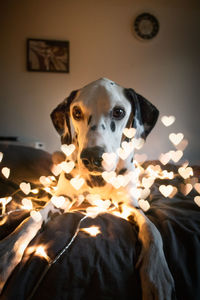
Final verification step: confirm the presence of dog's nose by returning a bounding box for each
[80,146,104,171]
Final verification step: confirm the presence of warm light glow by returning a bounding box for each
[113,204,134,220]
[18,243,28,256]
[161,115,175,127]
[20,182,31,195]
[0,196,12,214]
[194,196,200,207]
[0,112,199,262]
[0,152,3,163]
[178,166,193,179]
[85,198,111,218]
[70,175,85,190]
[51,195,66,208]
[60,161,75,174]
[31,188,39,194]
[169,132,184,146]
[1,167,10,179]
[30,210,42,222]
[21,198,33,210]
[61,143,75,156]
[43,187,52,193]
[39,176,53,186]
[159,185,175,198]
[81,226,101,237]
[35,246,50,261]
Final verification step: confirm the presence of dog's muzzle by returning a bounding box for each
[80,146,104,172]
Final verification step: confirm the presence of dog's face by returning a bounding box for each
[51,78,159,176]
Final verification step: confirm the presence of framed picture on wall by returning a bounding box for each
[27,39,69,73]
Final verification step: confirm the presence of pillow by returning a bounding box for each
[0,145,53,186]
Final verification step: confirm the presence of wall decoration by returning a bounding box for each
[133,13,159,41]
[27,39,69,73]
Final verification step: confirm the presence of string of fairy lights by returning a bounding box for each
[0,115,200,298]
[0,114,199,219]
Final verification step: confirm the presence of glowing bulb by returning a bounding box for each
[81,226,101,237]
[35,246,50,261]
[21,198,33,210]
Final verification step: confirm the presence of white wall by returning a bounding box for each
[0,0,200,164]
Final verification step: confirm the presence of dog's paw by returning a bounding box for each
[137,242,176,300]
[139,248,175,300]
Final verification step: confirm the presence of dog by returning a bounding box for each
[0,78,175,299]
[50,78,175,300]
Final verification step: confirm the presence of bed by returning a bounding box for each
[0,144,200,300]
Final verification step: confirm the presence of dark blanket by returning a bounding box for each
[0,145,200,300]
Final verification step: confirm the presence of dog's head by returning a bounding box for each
[51,78,159,176]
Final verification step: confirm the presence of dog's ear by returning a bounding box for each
[50,90,78,144]
[124,88,159,139]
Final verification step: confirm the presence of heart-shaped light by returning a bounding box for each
[194,183,200,194]
[194,196,200,207]
[130,187,141,199]
[110,175,125,189]
[122,171,135,187]
[85,199,111,218]
[121,141,134,152]
[161,115,175,127]
[179,183,193,196]
[39,176,51,186]
[1,167,10,179]
[60,161,75,174]
[95,199,111,210]
[117,147,130,160]
[162,170,174,179]
[169,133,184,146]
[22,198,33,210]
[30,210,42,222]
[61,144,75,157]
[86,193,102,205]
[70,176,85,190]
[51,164,62,176]
[139,188,151,199]
[175,139,188,151]
[170,150,183,163]
[85,206,100,218]
[132,138,145,150]
[139,199,150,212]
[147,164,161,173]
[51,195,66,208]
[182,161,189,168]
[123,128,136,139]
[142,177,154,189]
[0,152,3,163]
[159,185,174,197]
[20,182,31,195]
[102,152,117,171]
[159,152,171,165]
[178,166,193,179]
[185,177,198,186]
[169,186,178,198]
[134,153,147,163]
[102,171,116,184]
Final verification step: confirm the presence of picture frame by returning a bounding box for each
[27,38,69,73]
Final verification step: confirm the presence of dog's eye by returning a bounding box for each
[72,106,83,121]
[112,107,125,120]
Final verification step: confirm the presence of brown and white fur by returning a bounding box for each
[51,78,175,300]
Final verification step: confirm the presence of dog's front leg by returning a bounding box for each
[0,201,60,293]
[129,207,175,300]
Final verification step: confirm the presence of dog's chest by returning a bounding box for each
[56,171,113,200]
